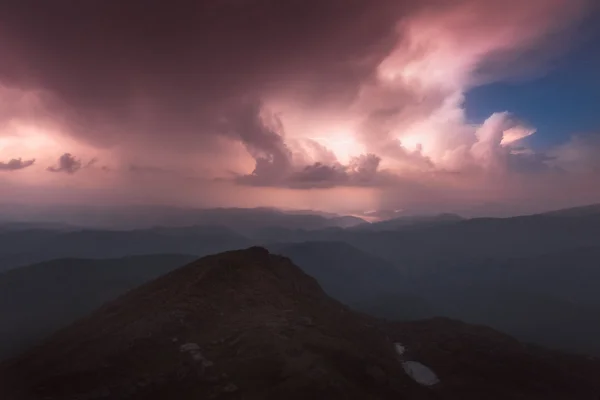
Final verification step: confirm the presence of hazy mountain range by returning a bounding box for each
[1,204,600,363]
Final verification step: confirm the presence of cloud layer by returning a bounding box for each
[0,158,35,171]
[47,153,82,174]
[0,0,598,215]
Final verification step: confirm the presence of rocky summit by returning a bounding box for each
[1,247,599,399]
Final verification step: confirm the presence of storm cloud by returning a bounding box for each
[0,0,598,214]
[0,158,35,171]
[47,153,82,174]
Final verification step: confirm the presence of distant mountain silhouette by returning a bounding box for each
[341,212,600,268]
[0,226,254,272]
[1,248,599,399]
[269,241,439,321]
[0,221,79,232]
[540,203,600,217]
[0,254,196,361]
[3,204,600,358]
[353,213,464,231]
[417,284,600,356]
[0,205,367,232]
[5,204,599,273]
[268,241,407,304]
[477,246,600,307]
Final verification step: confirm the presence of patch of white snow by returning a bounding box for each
[401,361,440,386]
[180,343,200,353]
[394,343,405,356]
[179,342,214,369]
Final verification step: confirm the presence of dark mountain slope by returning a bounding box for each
[388,318,600,398]
[1,248,599,399]
[397,246,600,355]
[0,247,425,400]
[0,254,197,361]
[416,284,600,356]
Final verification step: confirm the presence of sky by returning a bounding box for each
[1,0,600,218]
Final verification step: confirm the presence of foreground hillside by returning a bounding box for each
[1,248,599,399]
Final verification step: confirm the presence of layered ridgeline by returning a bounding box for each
[0,225,254,273]
[1,248,599,400]
[0,207,365,272]
[4,204,600,359]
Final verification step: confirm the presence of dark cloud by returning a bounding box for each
[0,0,416,151]
[290,162,349,187]
[0,1,590,165]
[220,97,391,188]
[1,0,597,215]
[238,152,386,189]
[0,158,35,171]
[348,154,382,180]
[223,101,294,184]
[47,153,82,174]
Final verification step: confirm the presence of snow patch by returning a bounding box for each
[179,342,213,367]
[180,343,200,353]
[401,361,440,386]
[394,342,405,356]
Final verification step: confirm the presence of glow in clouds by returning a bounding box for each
[268,0,581,173]
[0,119,105,179]
[310,132,365,164]
[0,0,596,214]
[0,124,61,157]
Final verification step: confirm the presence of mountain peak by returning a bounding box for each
[1,248,410,399]
[2,248,600,399]
[243,245,271,256]
[93,247,330,322]
[176,246,325,300]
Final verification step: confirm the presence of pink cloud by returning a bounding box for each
[0,0,597,215]
[0,157,35,171]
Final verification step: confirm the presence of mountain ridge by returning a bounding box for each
[2,247,600,399]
